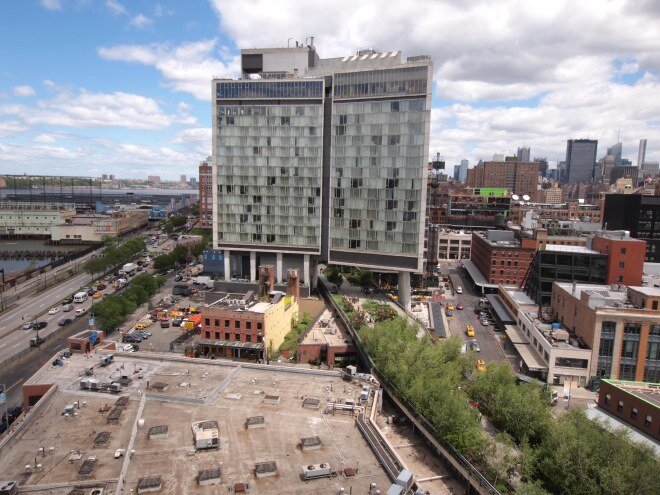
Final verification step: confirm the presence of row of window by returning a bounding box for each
[216,81,324,100]
[204,318,262,330]
[204,331,263,343]
[603,394,654,429]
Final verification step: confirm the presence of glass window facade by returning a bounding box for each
[330,97,427,255]
[216,80,323,100]
[215,98,323,249]
[334,67,428,99]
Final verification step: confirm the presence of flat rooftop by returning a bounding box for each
[522,311,590,351]
[4,353,389,495]
[503,288,536,307]
[602,380,660,409]
[544,244,599,254]
[555,282,659,310]
[300,309,353,347]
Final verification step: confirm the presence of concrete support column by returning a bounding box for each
[250,251,257,281]
[303,254,310,286]
[398,271,411,310]
[223,250,231,281]
[276,252,283,283]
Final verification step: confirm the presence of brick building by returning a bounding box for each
[508,200,603,227]
[198,159,213,229]
[296,310,356,367]
[199,292,298,360]
[465,161,539,197]
[591,231,646,286]
[597,379,659,441]
[552,283,660,383]
[469,230,537,286]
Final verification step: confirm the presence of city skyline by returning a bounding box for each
[1,0,660,179]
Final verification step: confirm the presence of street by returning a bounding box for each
[443,267,506,365]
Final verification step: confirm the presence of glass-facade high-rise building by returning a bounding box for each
[565,139,598,183]
[212,46,432,306]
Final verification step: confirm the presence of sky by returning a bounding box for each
[1,0,660,180]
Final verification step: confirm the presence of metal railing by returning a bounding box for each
[319,279,501,495]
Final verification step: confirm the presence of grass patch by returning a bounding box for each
[277,312,313,357]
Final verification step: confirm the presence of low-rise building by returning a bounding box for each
[467,230,537,287]
[596,379,660,442]
[199,292,298,360]
[296,310,355,367]
[552,282,660,383]
[427,229,472,265]
[51,209,149,243]
[509,200,603,227]
[0,201,76,237]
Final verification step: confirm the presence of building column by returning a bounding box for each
[276,252,283,283]
[250,251,257,281]
[223,250,231,281]
[399,271,411,310]
[303,254,310,286]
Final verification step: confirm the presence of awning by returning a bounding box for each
[428,302,447,338]
[461,260,499,289]
[513,343,548,372]
[504,325,528,344]
[485,294,516,324]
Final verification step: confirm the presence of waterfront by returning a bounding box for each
[0,239,82,275]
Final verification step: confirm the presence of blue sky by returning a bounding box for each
[1,0,659,179]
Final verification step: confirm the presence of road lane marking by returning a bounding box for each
[5,378,25,393]
[12,343,22,348]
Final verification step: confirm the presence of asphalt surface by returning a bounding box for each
[0,312,91,408]
[443,267,506,364]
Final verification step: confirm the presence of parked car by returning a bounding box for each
[87,287,96,296]
[48,307,60,315]
[62,304,74,312]
[92,292,102,299]
[465,325,475,337]
[456,304,464,310]
[174,274,183,282]
[445,309,453,317]
[160,320,170,328]
[33,321,48,330]
[122,344,138,352]
[172,318,182,327]
[75,308,87,317]
[5,406,23,422]
[58,317,73,326]
[470,341,481,352]
[96,284,107,291]
[480,319,490,326]
[122,335,141,343]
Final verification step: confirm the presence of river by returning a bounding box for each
[0,239,83,275]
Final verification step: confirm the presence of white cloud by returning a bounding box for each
[208,0,660,170]
[105,0,127,16]
[98,39,240,100]
[0,87,196,130]
[129,13,153,29]
[0,121,27,137]
[40,0,62,11]
[12,85,36,97]
[174,127,212,155]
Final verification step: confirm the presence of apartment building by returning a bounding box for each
[198,158,213,229]
[602,193,660,262]
[552,282,660,383]
[212,45,432,307]
[465,161,539,197]
[467,230,537,287]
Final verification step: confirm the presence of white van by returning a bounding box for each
[456,286,463,294]
[73,291,88,303]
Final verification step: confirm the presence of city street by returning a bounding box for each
[443,267,507,365]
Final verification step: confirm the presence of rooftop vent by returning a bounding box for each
[246,416,265,429]
[254,461,277,478]
[137,476,162,493]
[77,457,98,480]
[198,467,222,486]
[106,409,122,424]
[94,432,111,448]
[148,426,169,440]
[300,436,322,451]
[264,395,280,405]
[149,382,169,392]
[302,398,321,409]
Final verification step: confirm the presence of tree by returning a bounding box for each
[515,480,551,495]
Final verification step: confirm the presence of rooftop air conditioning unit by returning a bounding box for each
[302,463,332,480]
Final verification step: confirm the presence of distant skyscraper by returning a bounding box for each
[638,139,647,168]
[492,153,504,162]
[607,142,623,166]
[147,175,161,183]
[180,174,187,183]
[453,159,468,182]
[517,147,530,163]
[565,139,598,183]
